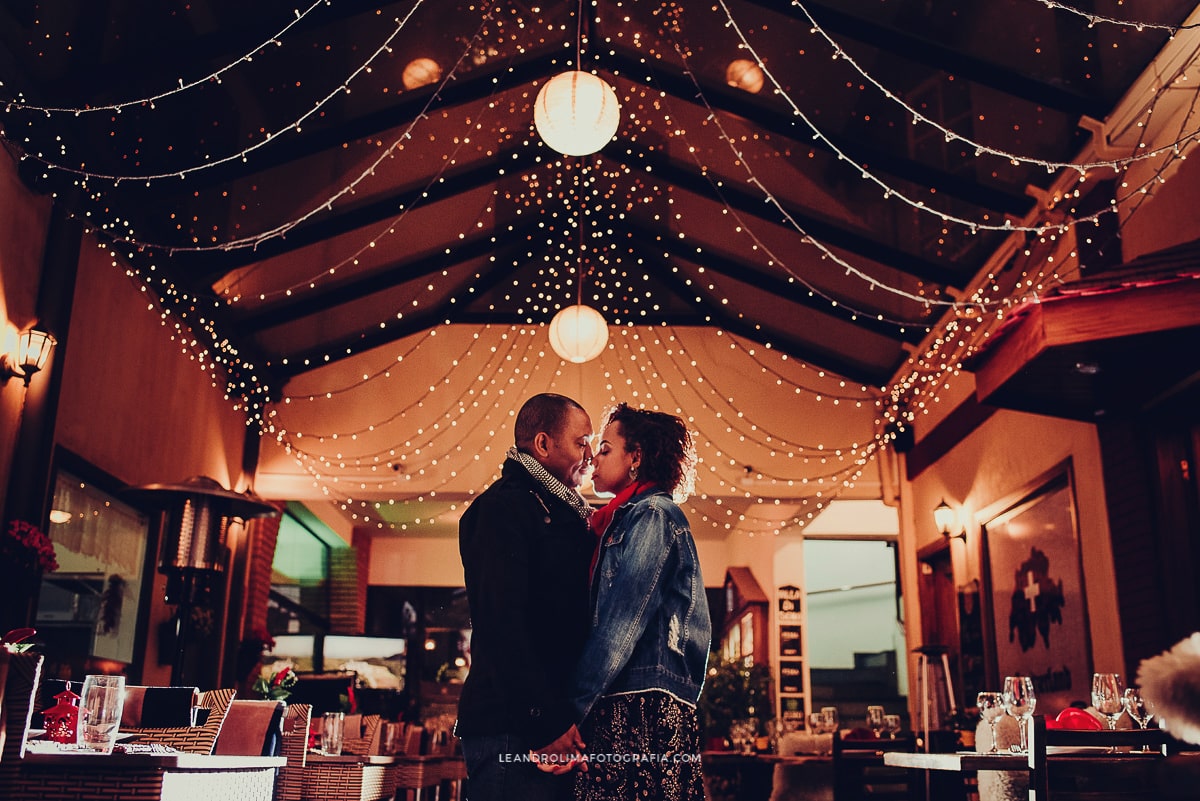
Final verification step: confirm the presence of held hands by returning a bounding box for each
[530,724,588,774]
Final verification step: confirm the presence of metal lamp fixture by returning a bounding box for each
[934,498,965,540]
[1,328,56,386]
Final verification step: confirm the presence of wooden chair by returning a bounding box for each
[832,731,921,801]
[1027,715,1172,801]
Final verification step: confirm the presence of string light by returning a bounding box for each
[5,1,1196,534]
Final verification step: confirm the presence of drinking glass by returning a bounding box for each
[1091,673,1125,731]
[883,714,902,739]
[321,711,345,756]
[1001,676,1036,753]
[808,711,825,733]
[1123,687,1154,751]
[866,705,885,738]
[976,691,1005,754]
[80,674,126,754]
[821,706,839,735]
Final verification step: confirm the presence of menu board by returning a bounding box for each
[777,584,803,624]
[780,694,805,723]
[778,660,804,695]
[779,625,802,657]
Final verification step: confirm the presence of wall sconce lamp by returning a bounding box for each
[2,328,57,386]
[934,498,966,540]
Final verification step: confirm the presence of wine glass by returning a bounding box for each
[1123,686,1154,751]
[1091,673,1125,731]
[866,705,885,738]
[977,691,1005,754]
[1002,676,1036,753]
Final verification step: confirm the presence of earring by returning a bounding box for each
[629,465,638,481]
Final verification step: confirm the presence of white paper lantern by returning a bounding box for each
[726,59,764,94]
[548,304,609,363]
[533,71,621,157]
[402,57,442,90]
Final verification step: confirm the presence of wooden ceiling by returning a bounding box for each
[2,1,1195,532]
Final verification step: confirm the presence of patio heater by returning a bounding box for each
[126,476,277,685]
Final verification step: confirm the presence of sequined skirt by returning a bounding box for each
[575,690,706,801]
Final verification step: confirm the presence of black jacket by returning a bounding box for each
[455,459,594,747]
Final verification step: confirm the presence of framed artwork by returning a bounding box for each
[982,464,1092,714]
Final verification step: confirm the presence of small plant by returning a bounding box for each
[253,663,298,701]
[697,656,775,742]
[3,520,58,573]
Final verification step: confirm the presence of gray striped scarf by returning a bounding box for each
[507,446,592,519]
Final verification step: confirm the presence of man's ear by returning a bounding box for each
[532,431,552,458]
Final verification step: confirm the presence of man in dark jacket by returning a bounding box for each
[456,393,595,800]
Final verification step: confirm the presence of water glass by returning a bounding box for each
[1122,687,1154,751]
[866,705,885,738]
[1091,673,1125,731]
[1001,676,1036,753]
[821,706,839,734]
[321,711,345,756]
[80,674,126,754]
[976,691,1005,753]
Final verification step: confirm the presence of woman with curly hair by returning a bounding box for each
[568,402,711,801]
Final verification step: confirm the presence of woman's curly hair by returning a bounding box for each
[602,402,697,501]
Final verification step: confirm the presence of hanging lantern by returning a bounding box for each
[533,70,621,157]
[548,304,609,363]
[402,57,442,90]
[726,59,764,94]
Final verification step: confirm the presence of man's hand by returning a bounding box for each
[530,724,587,774]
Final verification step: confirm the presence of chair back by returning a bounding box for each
[121,687,236,753]
[832,730,921,801]
[0,652,43,764]
[121,684,199,728]
[274,704,312,801]
[213,699,287,756]
[1028,715,1173,801]
[342,713,380,756]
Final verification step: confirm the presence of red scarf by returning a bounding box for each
[588,481,655,580]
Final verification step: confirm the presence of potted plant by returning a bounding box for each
[697,656,774,750]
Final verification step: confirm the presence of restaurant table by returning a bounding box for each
[703,751,833,801]
[3,743,285,801]
[883,746,1181,801]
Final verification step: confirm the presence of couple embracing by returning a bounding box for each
[455,393,711,801]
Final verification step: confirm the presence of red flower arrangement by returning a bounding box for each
[3,520,58,573]
[253,663,298,700]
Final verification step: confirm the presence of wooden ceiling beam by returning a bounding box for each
[742,0,1106,118]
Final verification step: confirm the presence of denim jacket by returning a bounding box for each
[571,488,711,721]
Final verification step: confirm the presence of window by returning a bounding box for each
[41,462,151,679]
